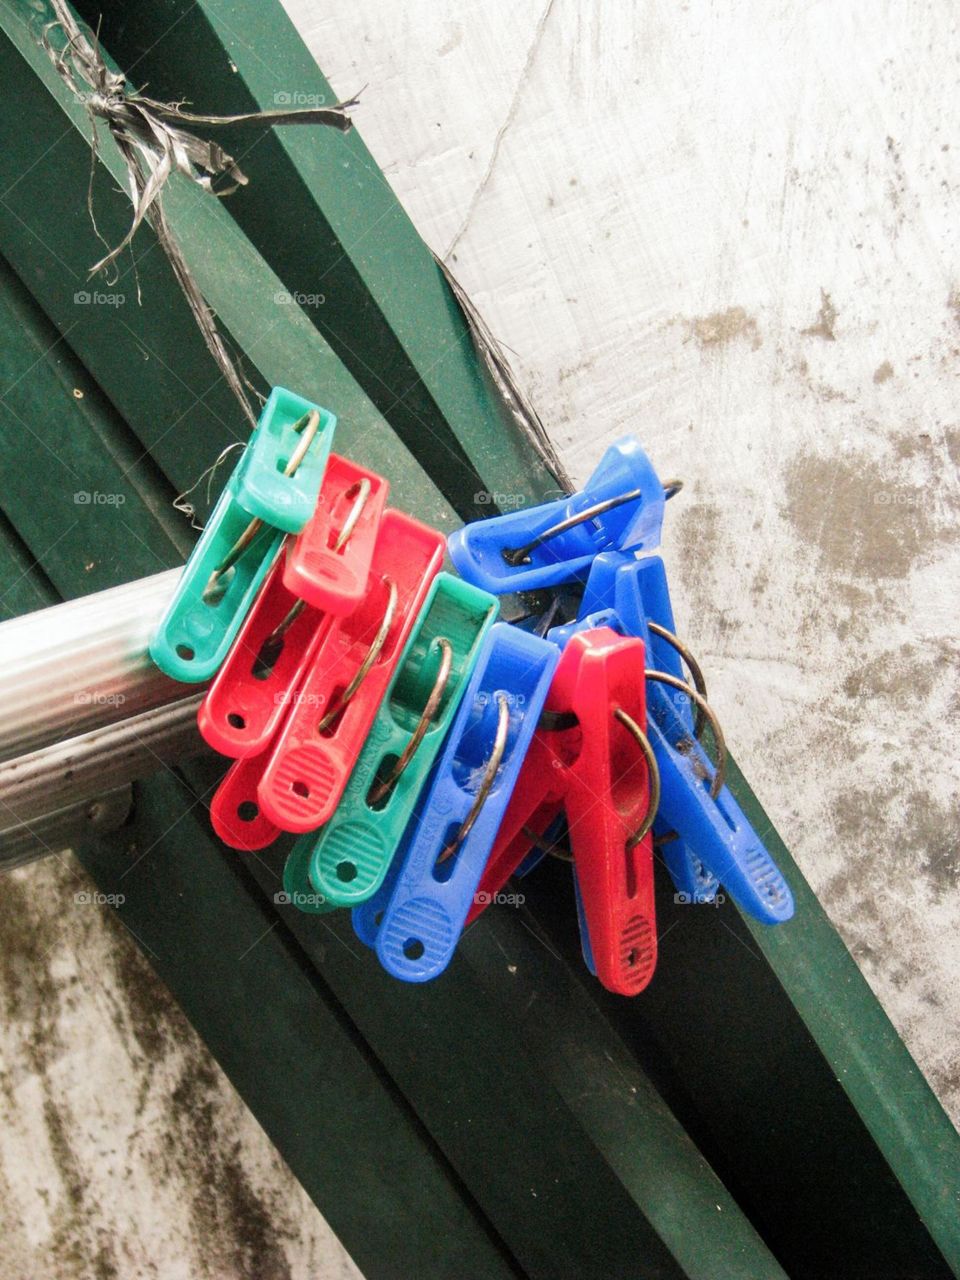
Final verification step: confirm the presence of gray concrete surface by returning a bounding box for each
[1,2,957,1277]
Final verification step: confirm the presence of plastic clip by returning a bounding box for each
[232,386,335,533]
[447,437,670,594]
[284,453,389,615]
[148,471,284,683]
[290,572,498,908]
[197,555,332,758]
[551,552,794,924]
[473,628,660,995]
[362,623,560,982]
[256,509,445,831]
[210,753,282,852]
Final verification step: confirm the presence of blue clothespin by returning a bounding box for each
[356,622,559,982]
[547,552,794,925]
[448,438,673,594]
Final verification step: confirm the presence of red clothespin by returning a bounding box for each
[256,509,445,832]
[284,453,389,616]
[198,454,388,759]
[198,555,332,758]
[469,628,659,996]
[210,752,282,851]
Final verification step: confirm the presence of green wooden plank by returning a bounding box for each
[75,0,561,522]
[0,510,57,619]
[183,756,786,1280]
[0,48,784,1270]
[525,854,957,1279]
[79,775,523,1280]
[0,269,526,1279]
[0,249,190,594]
[0,0,457,533]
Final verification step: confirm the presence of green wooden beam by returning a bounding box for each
[79,776,524,1280]
[0,0,457,532]
[73,0,562,522]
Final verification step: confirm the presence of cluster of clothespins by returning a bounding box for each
[149,387,794,996]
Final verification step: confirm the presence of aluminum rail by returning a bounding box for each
[0,571,211,865]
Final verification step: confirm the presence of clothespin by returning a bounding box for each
[256,509,445,831]
[232,386,335,533]
[149,471,286,682]
[209,752,282,852]
[149,389,332,683]
[284,453,389,616]
[197,454,388,757]
[549,551,719,905]
[550,552,794,924]
[447,437,676,594]
[197,555,332,758]
[295,573,499,909]
[358,623,560,982]
[472,628,660,996]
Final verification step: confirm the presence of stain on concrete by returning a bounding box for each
[842,640,955,708]
[947,289,960,328]
[781,451,950,579]
[873,360,894,384]
[892,430,933,460]
[674,500,722,589]
[801,288,838,341]
[167,1055,295,1280]
[686,306,762,350]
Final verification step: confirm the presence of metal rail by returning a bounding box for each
[0,571,207,864]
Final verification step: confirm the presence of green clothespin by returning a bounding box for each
[148,472,285,682]
[290,572,498,909]
[233,386,336,533]
[282,835,336,915]
[149,387,332,682]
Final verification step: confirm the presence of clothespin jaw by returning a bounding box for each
[447,437,667,594]
[149,472,284,683]
[284,453,389,616]
[198,555,331,758]
[305,573,499,908]
[232,387,335,533]
[256,509,445,832]
[210,753,282,851]
[372,624,560,982]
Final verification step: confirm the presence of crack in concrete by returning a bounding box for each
[444,0,558,260]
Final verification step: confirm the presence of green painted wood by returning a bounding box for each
[0,250,191,594]
[0,259,524,1279]
[79,775,523,1280]
[207,811,785,1280]
[74,0,560,523]
[0,0,457,534]
[525,855,957,1280]
[0,511,57,620]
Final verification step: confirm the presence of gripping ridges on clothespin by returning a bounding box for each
[367,624,559,983]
